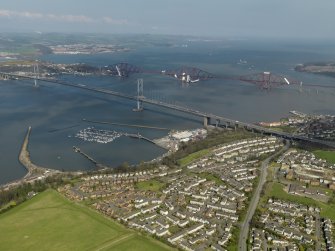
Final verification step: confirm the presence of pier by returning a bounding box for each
[289,110,307,118]
[73,146,98,165]
[1,127,76,190]
[19,126,60,178]
[72,146,110,169]
[82,118,170,131]
[124,133,169,150]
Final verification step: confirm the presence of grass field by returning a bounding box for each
[104,235,172,251]
[0,189,175,251]
[135,180,165,192]
[313,150,335,164]
[196,172,224,185]
[178,149,210,167]
[264,182,335,221]
[267,126,297,134]
[226,227,239,251]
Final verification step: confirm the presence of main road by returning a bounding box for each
[238,141,290,251]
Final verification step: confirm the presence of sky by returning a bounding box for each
[0,0,334,39]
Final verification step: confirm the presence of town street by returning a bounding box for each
[238,141,289,251]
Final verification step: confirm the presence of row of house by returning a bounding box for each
[322,218,334,251]
[252,198,323,249]
[278,150,335,189]
[60,135,285,251]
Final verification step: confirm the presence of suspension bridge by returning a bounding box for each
[1,70,335,149]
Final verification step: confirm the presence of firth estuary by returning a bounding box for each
[1,37,335,185]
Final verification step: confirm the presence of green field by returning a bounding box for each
[267,126,297,134]
[197,172,224,185]
[178,149,210,167]
[135,180,165,192]
[0,189,175,251]
[313,150,335,164]
[105,235,172,251]
[226,226,239,251]
[264,182,335,221]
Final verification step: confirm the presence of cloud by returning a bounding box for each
[0,9,43,19]
[102,17,128,25]
[46,14,94,23]
[0,9,93,23]
[0,9,127,25]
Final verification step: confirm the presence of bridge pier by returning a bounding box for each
[134,99,143,111]
[203,116,211,128]
[33,64,39,87]
[215,119,220,128]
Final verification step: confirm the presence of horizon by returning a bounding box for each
[0,0,334,39]
[2,32,335,44]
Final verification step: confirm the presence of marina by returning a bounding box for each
[74,127,167,149]
[75,127,122,144]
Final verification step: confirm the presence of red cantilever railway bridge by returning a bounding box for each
[2,61,332,89]
[103,62,333,89]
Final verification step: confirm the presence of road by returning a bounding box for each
[315,213,322,251]
[238,141,290,251]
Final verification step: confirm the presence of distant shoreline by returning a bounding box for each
[295,62,335,78]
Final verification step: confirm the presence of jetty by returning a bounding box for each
[124,132,169,150]
[289,110,307,118]
[73,146,97,165]
[82,118,170,131]
[19,126,60,178]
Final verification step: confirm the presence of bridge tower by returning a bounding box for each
[134,79,144,111]
[262,72,271,89]
[33,63,39,87]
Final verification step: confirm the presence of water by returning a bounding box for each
[1,38,335,184]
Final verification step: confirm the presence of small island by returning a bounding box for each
[295,62,335,78]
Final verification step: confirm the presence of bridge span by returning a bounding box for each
[1,72,335,149]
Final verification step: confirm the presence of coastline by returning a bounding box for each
[1,127,62,190]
